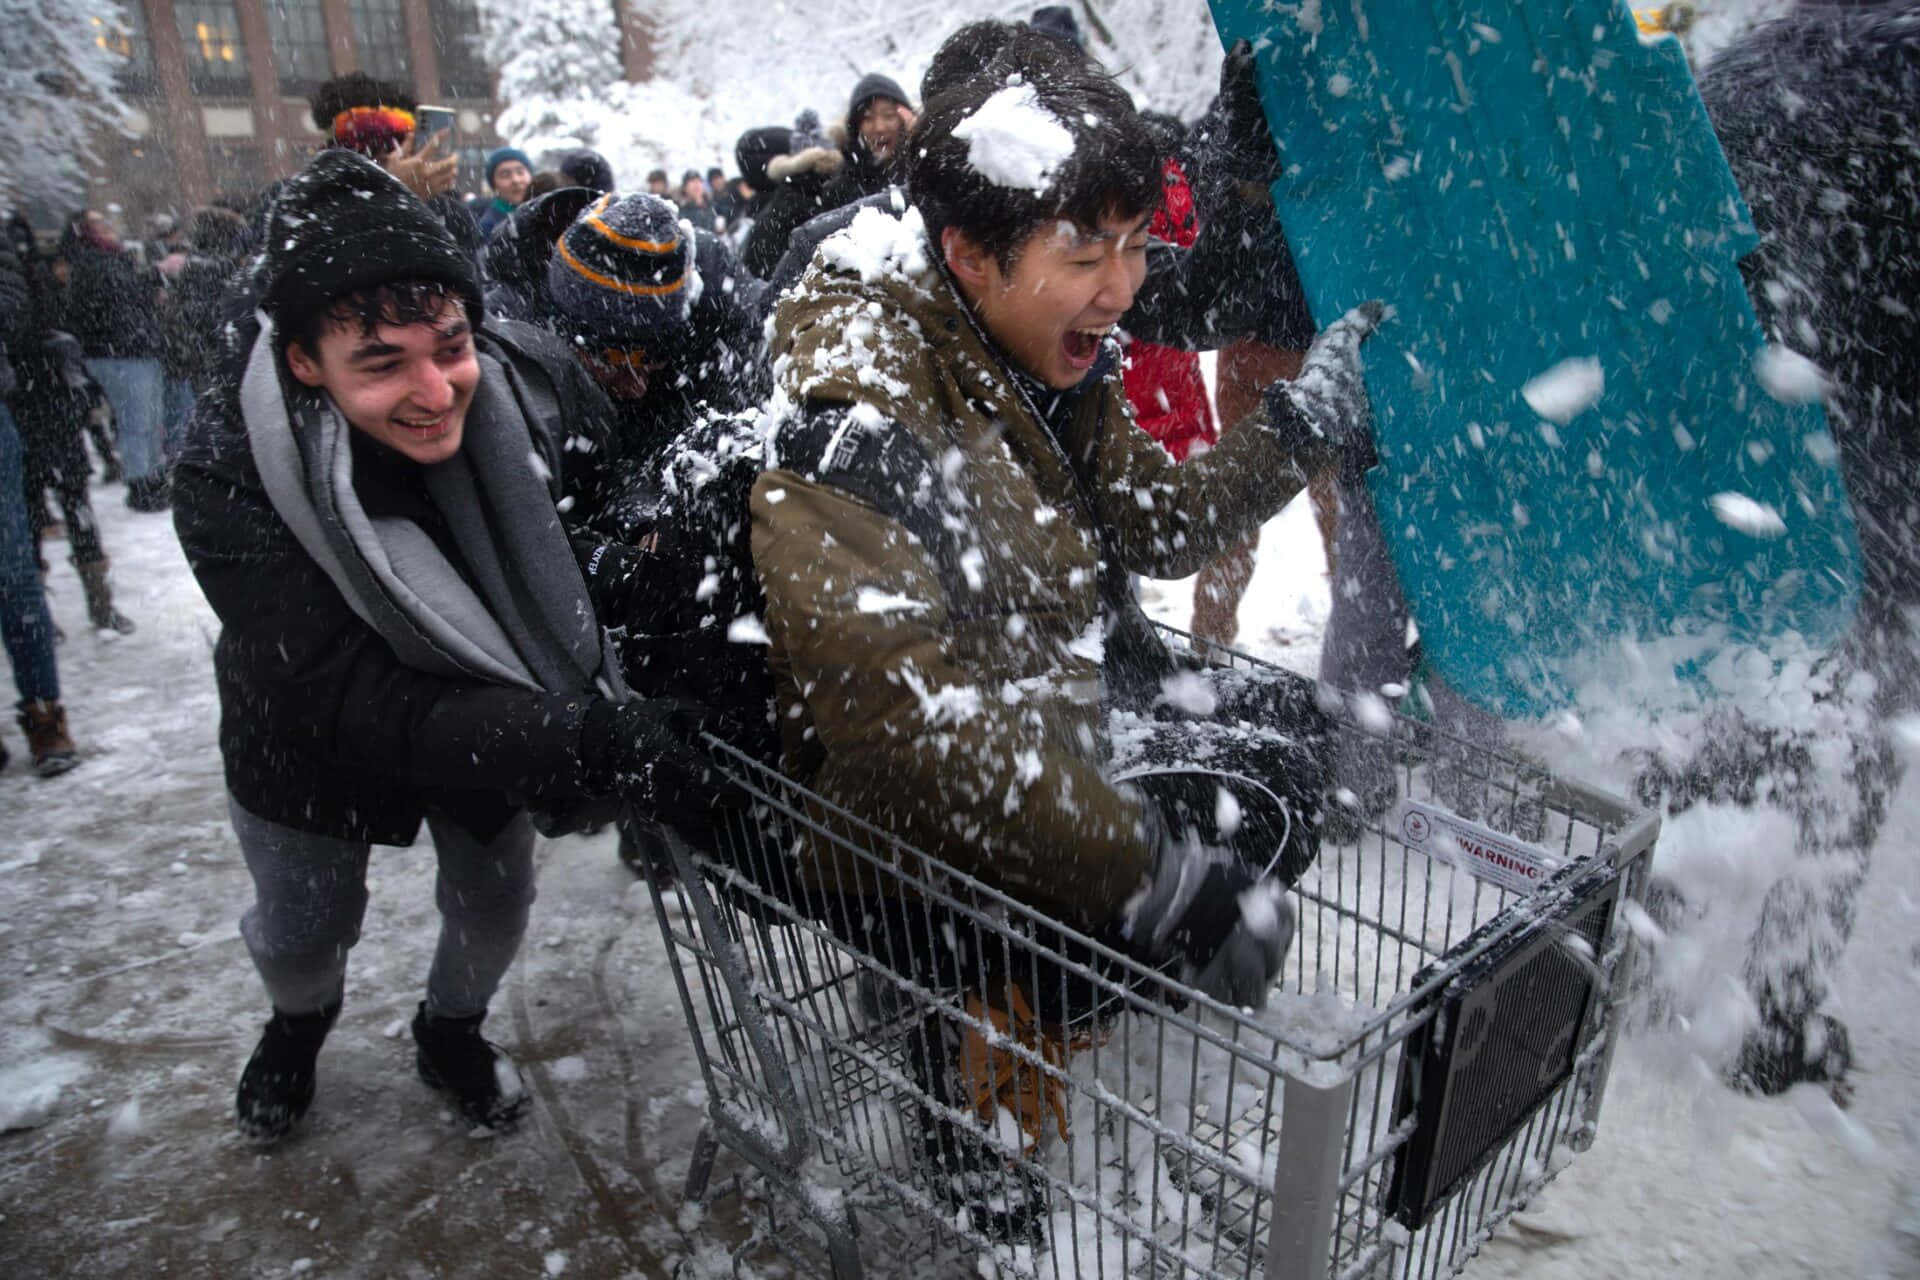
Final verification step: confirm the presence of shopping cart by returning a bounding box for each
[645,628,1660,1279]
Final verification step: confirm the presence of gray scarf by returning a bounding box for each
[241,314,625,702]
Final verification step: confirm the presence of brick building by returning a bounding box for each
[84,0,506,223]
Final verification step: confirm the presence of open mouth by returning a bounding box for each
[393,413,452,441]
[1062,326,1108,370]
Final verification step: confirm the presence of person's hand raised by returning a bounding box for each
[385,131,459,203]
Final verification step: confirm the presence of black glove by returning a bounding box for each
[1216,39,1284,186]
[577,697,724,832]
[1121,809,1295,1010]
[572,527,710,635]
[1262,301,1385,483]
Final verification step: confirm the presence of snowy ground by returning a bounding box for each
[2,477,1915,1278]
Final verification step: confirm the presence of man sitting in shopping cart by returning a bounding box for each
[750,28,1380,1023]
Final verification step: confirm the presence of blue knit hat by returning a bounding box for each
[546,193,693,347]
[485,146,533,187]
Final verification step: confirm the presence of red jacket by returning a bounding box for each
[1123,159,1216,461]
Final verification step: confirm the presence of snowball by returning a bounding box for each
[1521,357,1604,423]
[0,1057,85,1132]
[854,588,931,616]
[1159,671,1219,716]
[1351,691,1394,736]
[951,83,1075,195]
[549,1055,589,1084]
[1214,786,1243,838]
[1754,344,1827,405]
[726,615,770,645]
[495,1056,526,1102]
[1709,492,1786,538]
[106,1097,143,1139]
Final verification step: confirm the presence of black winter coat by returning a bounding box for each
[160,254,241,384]
[172,312,630,844]
[1699,3,1920,637]
[0,241,26,398]
[62,241,161,360]
[483,197,773,537]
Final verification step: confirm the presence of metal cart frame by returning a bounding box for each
[645,630,1660,1279]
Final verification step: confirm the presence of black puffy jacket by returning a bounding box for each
[172,310,630,843]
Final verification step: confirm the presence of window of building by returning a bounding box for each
[430,0,493,100]
[92,4,156,96]
[266,3,332,97]
[174,1,251,96]
[350,0,412,85]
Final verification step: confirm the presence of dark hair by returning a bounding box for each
[906,28,1160,271]
[186,205,250,257]
[921,20,1023,104]
[646,168,668,184]
[281,280,468,362]
[706,166,726,180]
[526,170,565,199]
[309,73,418,133]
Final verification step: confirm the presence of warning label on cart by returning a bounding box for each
[1394,800,1563,895]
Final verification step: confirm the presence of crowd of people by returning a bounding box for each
[0,2,1913,1250]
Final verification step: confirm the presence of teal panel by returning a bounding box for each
[1206,0,1860,715]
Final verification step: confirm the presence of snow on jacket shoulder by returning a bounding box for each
[750,205,1310,927]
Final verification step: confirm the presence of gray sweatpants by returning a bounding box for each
[231,797,538,1020]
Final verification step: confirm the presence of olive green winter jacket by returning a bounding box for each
[750,206,1310,927]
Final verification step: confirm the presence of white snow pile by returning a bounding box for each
[817,205,931,285]
[1522,356,1605,423]
[1709,491,1787,538]
[0,1051,90,1133]
[951,82,1077,195]
[1753,343,1828,405]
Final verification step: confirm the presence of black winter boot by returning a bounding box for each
[236,1001,341,1142]
[410,1003,529,1130]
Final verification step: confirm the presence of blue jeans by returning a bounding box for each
[85,356,166,482]
[0,403,59,705]
[163,376,196,464]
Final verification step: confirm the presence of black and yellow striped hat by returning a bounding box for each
[546,192,693,345]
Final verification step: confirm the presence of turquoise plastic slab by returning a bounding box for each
[1206,0,1861,716]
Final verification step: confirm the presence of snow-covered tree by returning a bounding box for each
[478,0,625,156]
[479,0,1224,182]
[0,0,133,213]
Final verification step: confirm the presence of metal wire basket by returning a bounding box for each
[645,629,1660,1279]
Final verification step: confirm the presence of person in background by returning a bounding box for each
[8,214,136,634]
[1029,4,1087,49]
[561,149,615,195]
[0,235,81,775]
[739,113,845,278]
[60,209,168,512]
[677,170,717,233]
[478,146,534,240]
[523,170,565,201]
[308,73,479,271]
[706,166,737,226]
[645,168,670,197]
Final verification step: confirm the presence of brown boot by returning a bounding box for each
[17,701,79,777]
[75,558,137,635]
